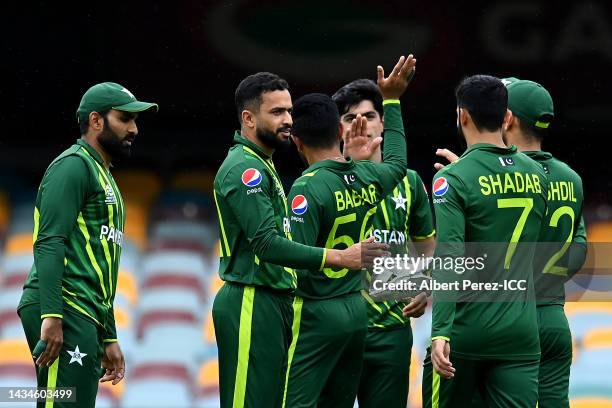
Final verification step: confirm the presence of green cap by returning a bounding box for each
[76,82,158,123]
[501,77,553,129]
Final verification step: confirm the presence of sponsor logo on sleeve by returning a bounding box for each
[291,195,308,215]
[242,168,263,187]
[433,177,449,197]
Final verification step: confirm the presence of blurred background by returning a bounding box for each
[1,1,611,407]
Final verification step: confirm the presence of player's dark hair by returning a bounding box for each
[79,110,109,135]
[292,93,340,149]
[455,75,508,132]
[517,114,551,143]
[332,79,383,118]
[235,72,289,123]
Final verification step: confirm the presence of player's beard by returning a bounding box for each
[257,125,291,151]
[98,122,134,161]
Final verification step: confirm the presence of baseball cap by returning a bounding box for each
[501,77,553,129]
[76,82,158,123]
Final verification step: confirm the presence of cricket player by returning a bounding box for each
[283,55,415,408]
[18,82,158,407]
[213,72,386,408]
[436,77,588,407]
[423,75,548,407]
[332,78,435,408]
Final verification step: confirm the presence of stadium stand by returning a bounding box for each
[0,183,609,408]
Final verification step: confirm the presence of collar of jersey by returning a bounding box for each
[302,158,355,175]
[462,143,517,157]
[76,139,105,166]
[523,150,553,161]
[233,131,271,159]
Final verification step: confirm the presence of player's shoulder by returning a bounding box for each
[547,155,583,182]
[292,169,324,190]
[215,145,269,186]
[514,152,548,177]
[405,168,425,184]
[48,145,91,174]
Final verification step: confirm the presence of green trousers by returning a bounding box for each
[18,303,103,408]
[357,325,413,408]
[536,305,572,408]
[212,282,294,408]
[422,348,539,408]
[283,292,367,408]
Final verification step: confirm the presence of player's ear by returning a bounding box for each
[459,108,470,128]
[291,134,303,152]
[241,110,256,129]
[90,111,104,132]
[337,123,343,142]
[504,109,515,131]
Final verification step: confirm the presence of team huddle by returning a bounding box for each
[18,54,586,408]
[212,55,586,408]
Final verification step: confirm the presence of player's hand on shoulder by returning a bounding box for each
[37,317,63,367]
[431,338,455,379]
[377,54,417,100]
[434,148,459,170]
[342,114,382,161]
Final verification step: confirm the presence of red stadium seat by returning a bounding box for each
[137,310,198,339]
[142,274,205,302]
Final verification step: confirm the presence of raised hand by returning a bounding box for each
[342,114,383,161]
[377,54,417,100]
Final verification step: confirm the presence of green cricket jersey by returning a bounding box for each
[364,169,435,329]
[214,132,325,291]
[19,139,125,341]
[524,151,586,306]
[288,101,407,299]
[431,143,548,360]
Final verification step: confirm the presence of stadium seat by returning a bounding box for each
[123,201,149,250]
[122,381,193,408]
[194,358,220,408]
[142,250,208,278]
[96,380,123,408]
[7,203,35,236]
[203,310,215,344]
[1,253,32,288]
[583,328,612,350]
[143,274,205,301]
[5,233,32,255]
[565,302,612,316]
[0,340,36,389]
[138,287,202,318]
[112,170,161,208]
[570,398,612,407]
[569,312,612,341]
[149,221,217,254]
[570,349,612,397]
[116,270,138,306]
[171,170,215,194]
[587,221,612,242]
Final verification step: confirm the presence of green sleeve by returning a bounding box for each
[287,180,325,271]
[409,172,435,239]
[431,172,466,341]
[219,162,325,270]
[371,101,407,196]
[35,156,90,318]
[103,307,118,342]
[566,214,587,280]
